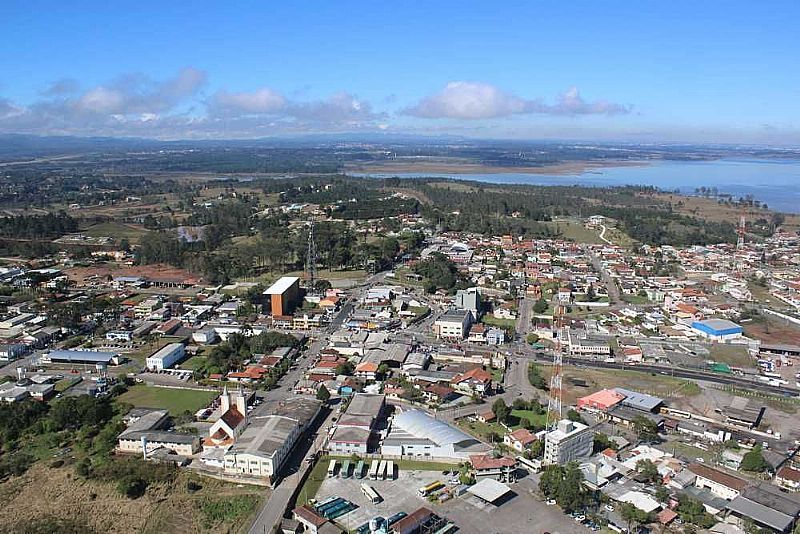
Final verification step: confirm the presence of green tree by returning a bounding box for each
[740,444,770,473]
[335,361,355,376]
[632,415,660,443]
[636,459,661,483]
[316,386,331,403]
[620,503,651,533]
[526,333,540,345]
[593,432,615,454]
[533,298,549,314]
[492,398,510,423]
[567,409,585,424]
[527,363,547,390]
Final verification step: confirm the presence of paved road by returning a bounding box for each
[248,271,388,534]
[516,297,534,337]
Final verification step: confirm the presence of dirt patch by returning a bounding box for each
[744,316,800,345]
[65,263,204,286]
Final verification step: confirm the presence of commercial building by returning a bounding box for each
[691,319,744,341]
[145,342,185,371]
[264,276,301,316]
[223,397,321,481]
[117,408,200,456]
[455,287,481,319]
[41,349,120,366]
[543,419,593,465]
[381,409,488,459]
[433,309,472,340]
[578,389,626,412]
[328,393,385,454]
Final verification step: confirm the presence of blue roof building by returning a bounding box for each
[691,319,743,341]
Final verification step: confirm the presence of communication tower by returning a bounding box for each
[546,303,566,428]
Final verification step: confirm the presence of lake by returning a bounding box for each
[351,158,800,213]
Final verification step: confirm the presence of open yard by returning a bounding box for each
[744,315,800,345]
[117,385,217,416]
[0,463,263,534]
[538,364,700,406]
[81,221,151,244]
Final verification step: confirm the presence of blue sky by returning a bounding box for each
[0,1,798,143]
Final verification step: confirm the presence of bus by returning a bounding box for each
[355,460,365,479]
[327,459,338,478]
[361,483,382,504]
[377,460,388,481]
[386,460,395,480]
[341,459,351,478]
[418,480,445,497]
[368,459,380,480]
[516,456,542,473]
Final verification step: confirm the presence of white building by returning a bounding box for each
[544,419,593,465]
[433,310,472,340]
[223,397,321,481]
[145,342,185,371]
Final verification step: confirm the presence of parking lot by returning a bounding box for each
[316,469,443,531]
[316,469,589,534]
[440,476,590,534]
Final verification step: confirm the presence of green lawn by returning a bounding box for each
[490,367,504,383]
[510,409,547,429]
[622,294,651,305]
[456,419,507,443]
[117,385,217,415]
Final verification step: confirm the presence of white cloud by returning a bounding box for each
[404,82,534,119]
[209,87,287,115]
[287,91,385,124]
[404,81,629,119]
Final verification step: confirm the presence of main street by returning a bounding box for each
[248,274,380,534]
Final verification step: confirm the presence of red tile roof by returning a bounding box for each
[688,464,747,491]
[470,454,517,470]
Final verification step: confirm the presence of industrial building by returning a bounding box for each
[691,319,744,341]
[328,393,385,454]
[41,349,120,366]
[543,419,593,465]
[223,397,321,482]
[381,409,488,459]
[264,276,301,316]
[145,342,186,371]
[117,408,199,456]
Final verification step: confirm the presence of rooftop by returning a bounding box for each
[264,276,300,295]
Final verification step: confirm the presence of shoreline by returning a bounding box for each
[345,159,649,176]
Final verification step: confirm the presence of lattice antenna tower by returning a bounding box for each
[306,218,318,294]
[546,303,566,429]
[735,213,746,271]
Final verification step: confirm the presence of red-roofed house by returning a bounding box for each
[355,361,379,380]
[504,428,538,452]
[776,465,800,492]
[451,367,492,396]
[205,387,248,450]
[469,454,517,482]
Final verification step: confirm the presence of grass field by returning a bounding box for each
[545,220,606,244]
[538,364,701,405]
[709,344,754,368]
[0,462,264,534]
[81,221,150,244]
[117,385,217,415]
